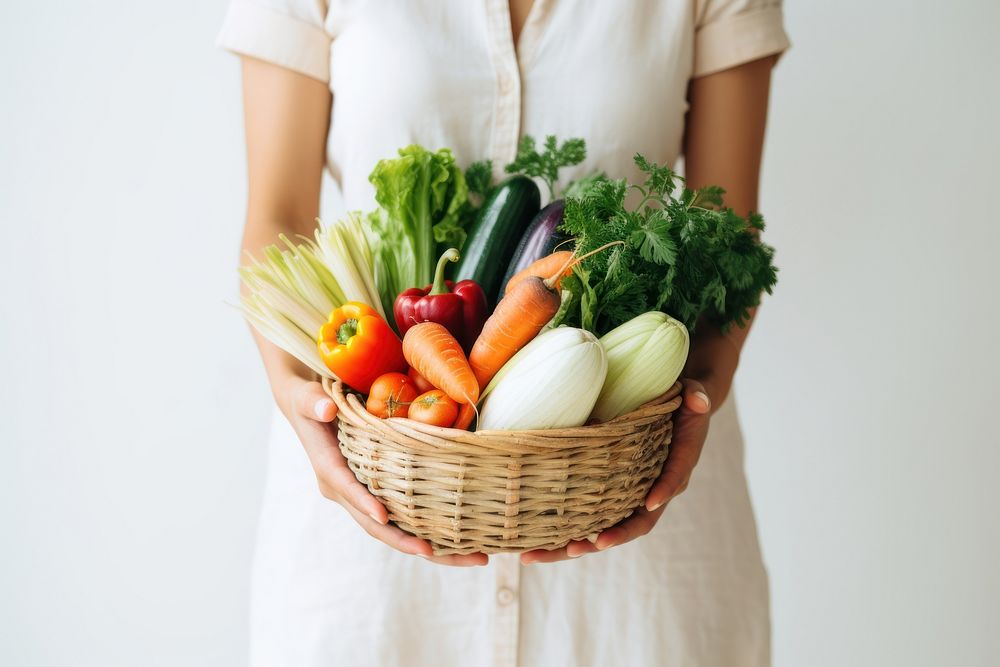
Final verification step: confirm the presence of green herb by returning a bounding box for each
[555,154,777,335]
[464,159,494,205]
[564,171,608,200]
[505,135,586,199]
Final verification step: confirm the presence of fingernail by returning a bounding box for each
[314,399,332,419]
[694,391,710,409]
[568,552,583,558]
[649,501,665,512]
[368,511,382,524]
[596,541,615,551]
[416,554,429,560]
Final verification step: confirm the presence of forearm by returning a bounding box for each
[237,55,332,404]
[683,310,754,411]
[240,192,325,405]
[681,55,775,406]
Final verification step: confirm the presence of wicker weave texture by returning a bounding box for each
[324,379,682,555]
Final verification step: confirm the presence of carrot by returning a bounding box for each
[469,276,561,389]
[452,402,476,430]
[469,242,623,391]
[504,250,574,296]
[402,322,480,405]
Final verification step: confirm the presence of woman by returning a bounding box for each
[219,1,788,664]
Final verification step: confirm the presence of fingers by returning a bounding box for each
[521,539,598,564]
[522,509,668,560]
[644,377,712,511]
[425,551,490,567]
[339,501,431,555]
[595,506,665,550]
[285,376,389,524]
[565,539,599,559]
[340,502,488,566]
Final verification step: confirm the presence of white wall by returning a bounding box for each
[1,1,996,665]
[741,1,1000,665]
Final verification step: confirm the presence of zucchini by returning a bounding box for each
[500,200,568,292]
[453,175,541,304]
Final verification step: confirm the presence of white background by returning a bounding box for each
[2,1,998,665]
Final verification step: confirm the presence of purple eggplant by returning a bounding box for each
[500,200,571,290]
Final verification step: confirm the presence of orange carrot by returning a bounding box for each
[402,322,480,405]
[469,276,561,390]
[470,242,623,391]
[504,250,574,296]
[452,402,476,430]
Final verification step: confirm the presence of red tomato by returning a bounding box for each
[366,372,418,419]
[407,390,459,427]
[407,366,436,394]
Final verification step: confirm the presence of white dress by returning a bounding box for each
[219,1,789,665]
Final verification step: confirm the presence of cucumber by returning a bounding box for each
[454,175,541,304]
[499,199,569,292]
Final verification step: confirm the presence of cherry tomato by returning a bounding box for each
[407,390,459,427]
[366,372,418,419]
[407,366,435,394]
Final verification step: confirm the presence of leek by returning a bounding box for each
[590,312,689,422]
[479,327,607,431]
[238,216,384,379]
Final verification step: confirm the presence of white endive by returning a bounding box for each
[479,327,608,431]
[313,213,386,319]
[591,312,689,422]
[239,237,344,378]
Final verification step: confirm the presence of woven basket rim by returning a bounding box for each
[322,376,682,445]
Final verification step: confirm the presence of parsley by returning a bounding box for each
[464,159,494,205]
[505,135,587,199]
[554,154,778,335]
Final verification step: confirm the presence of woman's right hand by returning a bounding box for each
[275,373,489,567]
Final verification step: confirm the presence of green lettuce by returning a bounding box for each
[367,145,470,318]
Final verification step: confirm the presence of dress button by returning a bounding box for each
[496,587,515,605]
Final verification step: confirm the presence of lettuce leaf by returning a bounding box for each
[367,145,470,317]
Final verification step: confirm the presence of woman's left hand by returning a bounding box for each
[519,375,715,565]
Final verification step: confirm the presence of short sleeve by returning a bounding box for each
[693,0,790,78]
[217,0,331,83]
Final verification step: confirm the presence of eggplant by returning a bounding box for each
[499,200,570,292]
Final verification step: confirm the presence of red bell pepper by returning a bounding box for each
[393,248,488,354]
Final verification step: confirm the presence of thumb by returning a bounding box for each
[679,377,712,415]
[293,378,339,423]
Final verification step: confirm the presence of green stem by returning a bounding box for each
[430,248,461,295]
[544,176,556,201]
[337,319,359,344]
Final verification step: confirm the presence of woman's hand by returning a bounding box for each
[276,372,489,567]
[519,376,715,564]
[520,313,743,565]
[519,56,777,565]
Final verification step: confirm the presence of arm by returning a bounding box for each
[239,56,486,566]
[521,55,777,564]
[676,53,776,410]
[636,54,777,511]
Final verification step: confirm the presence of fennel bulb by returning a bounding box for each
[591,312,689,422]
[479,327,607,431]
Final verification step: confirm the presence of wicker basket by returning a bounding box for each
[323,378,683,555]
